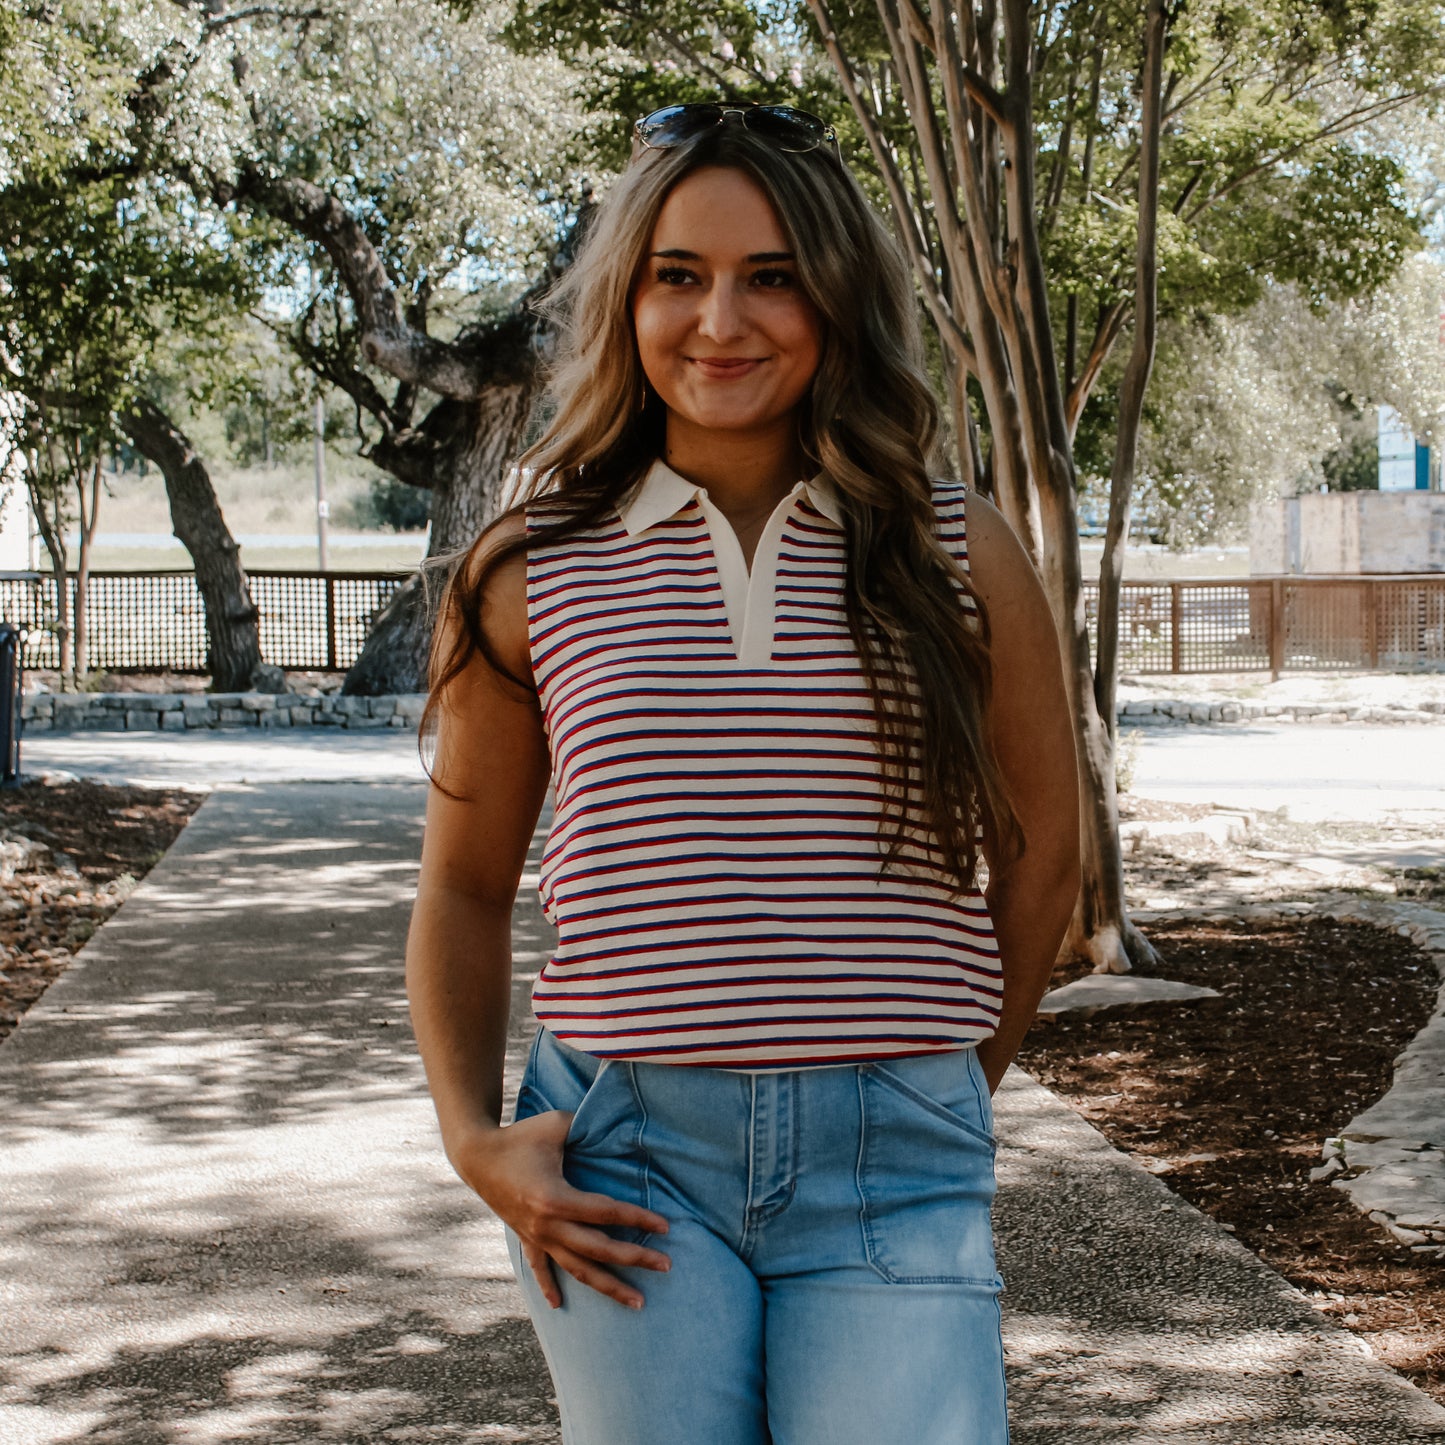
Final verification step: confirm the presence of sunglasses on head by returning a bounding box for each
[633,103,842,163]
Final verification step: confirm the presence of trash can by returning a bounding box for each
[0,623,22,788]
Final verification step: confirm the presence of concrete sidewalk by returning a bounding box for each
[2,783,1444,1442]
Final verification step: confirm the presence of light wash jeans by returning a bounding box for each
[505,1025,1009,1445]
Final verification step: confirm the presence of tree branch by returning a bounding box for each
[1065,300,1127,437]
[961,64,1008,127]
[231,168,494,400]
[1182,85,1443,223]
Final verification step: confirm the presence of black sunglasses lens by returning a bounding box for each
[745,106,827,150]
[637,104,722,146]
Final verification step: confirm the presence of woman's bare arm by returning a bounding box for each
[963,493,1082,1094]
[406,513,670,1309]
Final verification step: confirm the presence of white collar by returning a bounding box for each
[617,458,844,536]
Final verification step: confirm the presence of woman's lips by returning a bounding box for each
[689,356,764,380]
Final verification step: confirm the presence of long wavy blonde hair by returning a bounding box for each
[424,121,1021,891]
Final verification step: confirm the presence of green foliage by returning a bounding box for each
[507,0,1443,468]
[343,475,432,531]
[0,173,259,413]
[501,0,850,173]
[1320,432,1380,491]
[0,0,135,182]
[1037,0,1441,399]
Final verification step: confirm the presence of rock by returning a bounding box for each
[248,662,287,693]
[0,831,50,881]
[1037,975,1223,1016]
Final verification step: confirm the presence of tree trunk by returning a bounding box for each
[1094,0,1165,746]
[342,382,534,696]
[23,450,72,686]
[1062,0,1166,975]
[120,397,270,691]
[72,453,102,682]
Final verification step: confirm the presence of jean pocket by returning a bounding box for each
[857,1055,999,1286]
[560,1061,653,1247]
[871,1050,995,1149]
[511,1028,556,1125]
[562,1059,621,1150]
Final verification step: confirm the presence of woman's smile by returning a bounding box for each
[689,354,769,379]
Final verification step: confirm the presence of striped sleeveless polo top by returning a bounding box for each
[523,458,1003,1069]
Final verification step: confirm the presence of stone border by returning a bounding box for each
[20,690,1445,733]
[19,692,426,732]
[1121,698,1445,725]
[1135,894,1445,1252]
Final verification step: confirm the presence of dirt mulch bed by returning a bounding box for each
[0,779,205,1042]
[1017,915,1445,1402]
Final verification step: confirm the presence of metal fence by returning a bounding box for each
[1081,576,1445,675]
[0,569,1440,677]
[0,570,411,674]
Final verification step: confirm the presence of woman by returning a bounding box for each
[406,102,1080,1445]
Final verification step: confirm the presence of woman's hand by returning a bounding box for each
[452,1111,672,1311]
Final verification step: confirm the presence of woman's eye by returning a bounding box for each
[654,266,697,285]
[752,269,796,288]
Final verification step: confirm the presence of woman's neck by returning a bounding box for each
[660,417,806,518]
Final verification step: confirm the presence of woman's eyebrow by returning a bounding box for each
[649,248,796,263]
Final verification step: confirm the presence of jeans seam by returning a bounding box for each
[623,1061,654,1235]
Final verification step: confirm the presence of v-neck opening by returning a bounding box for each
[692,485,805,670]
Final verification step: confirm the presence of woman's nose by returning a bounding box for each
[696,281,747,343]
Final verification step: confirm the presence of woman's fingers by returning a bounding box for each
[544,1215,672,1274]
[522,1240,563,1309]
[565,1185,670,1241]
[545,1239,651,1311]
[463,1108,673,1306]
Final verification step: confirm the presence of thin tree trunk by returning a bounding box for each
[1095,0,1165,743]
[1000,0,1156,975]
[24,456,71,687]
[72,453,102,681]
[120,398,269,691]
[1067,0,1166,974]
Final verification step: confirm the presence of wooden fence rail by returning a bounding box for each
[1081,575,1445,676]
[0,570,1441,677]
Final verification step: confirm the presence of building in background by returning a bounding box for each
[1252,408,1443,574]
[1378,405,1439,492]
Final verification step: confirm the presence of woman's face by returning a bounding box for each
[631,165,823,446]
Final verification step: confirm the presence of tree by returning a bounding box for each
[6,398,103,685]
[1128,287,1343,546]
[8,0,606,693]
[0,0,282,690]
[510,0,1441,969]
[0,152,274,689]
[143,0,600,691]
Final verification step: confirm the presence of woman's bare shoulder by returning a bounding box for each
[454,509,534,692]
[953,490,1039,612]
